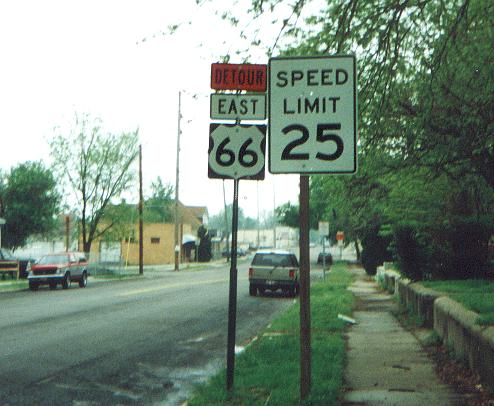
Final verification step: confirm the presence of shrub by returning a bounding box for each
[392,223,431,281]
[360,224,392,275]
[429,217,493,280]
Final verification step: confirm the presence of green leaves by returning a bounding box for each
[1,162,60,249]
[49,113,139,252]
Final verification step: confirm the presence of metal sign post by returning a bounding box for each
[226,178,240,390]
[210,62,267,393]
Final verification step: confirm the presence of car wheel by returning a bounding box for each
[62,273,71,289]
[79,272,87,288]
[49,281,57,290]
[29,281,39,291]
[258,287,265,296]
[249,284,257,296]
[294,283,300,296]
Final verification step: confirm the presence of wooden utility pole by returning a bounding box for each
[139,145,143,275]
[65,215,70,252]
[174,91,182,271]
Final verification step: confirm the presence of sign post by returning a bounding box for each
[210,62,267,392]
[319,221,330,280]
[269,55,357,400]
[336,231,345,260]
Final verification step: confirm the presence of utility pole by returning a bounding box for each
[139,145,143,275]
[65,215,70,252]
[174,91,182,271]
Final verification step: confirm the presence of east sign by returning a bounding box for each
[210,93,266,120]
[268,55,357,174]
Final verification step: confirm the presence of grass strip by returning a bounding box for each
[91,273,144,280]
[0,280,27,292]
[423,280,494,325]
[188,262,354,405]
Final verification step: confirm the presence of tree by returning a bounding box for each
[144,177,174,223]
[197,225,212,262]
[0,162,59,249]
[398,2,494,190]
[275,202,299,229]
[204,0,493,278]
[50,113,139,253]
[208,205,258,231]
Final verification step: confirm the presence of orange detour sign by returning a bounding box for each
[211,63,267,92]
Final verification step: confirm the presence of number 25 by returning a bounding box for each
[281,123,344,161]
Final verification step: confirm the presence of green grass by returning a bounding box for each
[0,279,28,292]
[188,263,354,405]
[91,272,144,280]
[423,279,494,325]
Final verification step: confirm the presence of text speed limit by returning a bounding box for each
[208,123,266,180]
[269,55,357,174]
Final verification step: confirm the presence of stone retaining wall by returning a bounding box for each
[376,265,494,392]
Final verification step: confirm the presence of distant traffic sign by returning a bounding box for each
[208,123,266,180]
[319,221,329,237]
[211,63,267,92]
[268,55,357,174]
[210,93,266,120]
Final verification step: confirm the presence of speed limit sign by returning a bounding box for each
[208,123,266,180]
[268,55,357,174]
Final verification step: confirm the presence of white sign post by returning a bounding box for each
[268,55,357,174]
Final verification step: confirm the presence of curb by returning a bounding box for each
[377,265,494,393]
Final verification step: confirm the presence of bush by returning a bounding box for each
[392,223,431,281]
[197,225,212,262]
[360,225,392,275]
[430,218,493,280]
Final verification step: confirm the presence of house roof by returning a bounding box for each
[178,204,208,228]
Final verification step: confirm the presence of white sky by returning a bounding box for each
[0,0,300,219]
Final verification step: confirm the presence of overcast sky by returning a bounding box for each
[0,0,300,219]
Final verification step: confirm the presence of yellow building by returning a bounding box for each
[83,205,208,266]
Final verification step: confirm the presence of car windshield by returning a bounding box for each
[252,253,298,267]
[37,255,70,265]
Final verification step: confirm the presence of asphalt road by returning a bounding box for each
[0,259,294,405]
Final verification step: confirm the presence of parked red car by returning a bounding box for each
[27,252,88,291]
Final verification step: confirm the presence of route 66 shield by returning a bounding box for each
[208,123,266,180]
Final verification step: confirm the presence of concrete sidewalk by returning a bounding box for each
[343,267,462,405]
